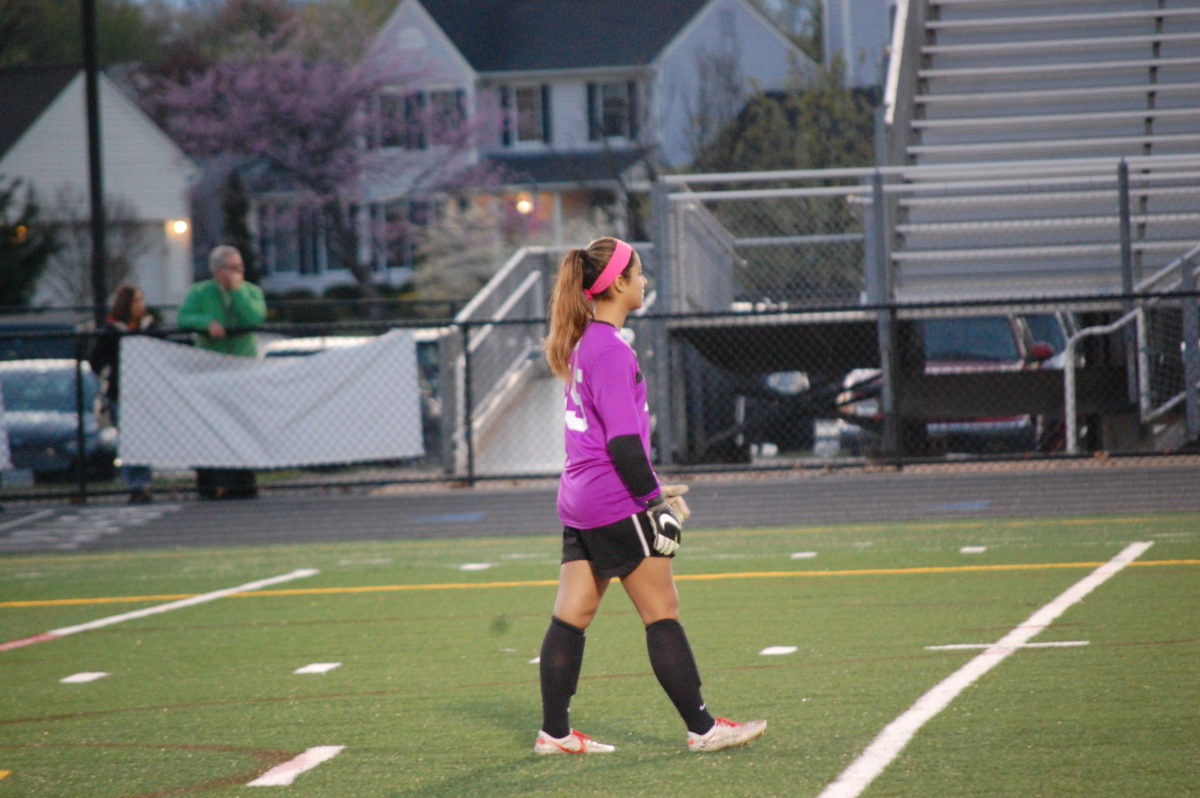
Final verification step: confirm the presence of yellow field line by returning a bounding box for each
[2,559,1195,609]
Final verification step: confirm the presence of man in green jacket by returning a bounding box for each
[178,245,266,357]
[178,244,266,499]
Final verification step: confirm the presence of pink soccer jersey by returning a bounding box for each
[556,321,657,529]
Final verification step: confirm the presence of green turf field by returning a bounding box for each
[1,513,1197,797]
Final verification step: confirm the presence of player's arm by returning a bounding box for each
[606,435,681,555]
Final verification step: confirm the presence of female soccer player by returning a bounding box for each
[534,237,767,754]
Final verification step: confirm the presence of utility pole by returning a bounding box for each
[81,0,108,326]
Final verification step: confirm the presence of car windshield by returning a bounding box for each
[924,317,1019,363]
[0,368,93,413]
[1022,314,1066,353]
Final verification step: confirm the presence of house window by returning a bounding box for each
[257,204,327,275]
[403,93,427,150]
[501,84,551,145]
[257,205,292,274]
[369,200,432,271]
[430,89,466,145]
[588,81,639,141]
[378,88,466,150]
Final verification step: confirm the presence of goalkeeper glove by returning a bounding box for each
[646,495,682,555]
[660,483,691,521]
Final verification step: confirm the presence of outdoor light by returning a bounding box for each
[515,198,533,215]
[170,219,189,235]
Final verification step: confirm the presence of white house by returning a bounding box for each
[823,0,895,88]
[254,0,815,293]
[0,65,197,309]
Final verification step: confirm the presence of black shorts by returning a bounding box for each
[561,510,672,579]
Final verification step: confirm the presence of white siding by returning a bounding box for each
[373,0,477,89]
[824,0,893,88]
[359,0,482,200]
[2,76,194,221]
[654,0,814,167]
[1,73,196,305]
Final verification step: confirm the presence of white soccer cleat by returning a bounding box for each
[687,717,767,752]
[534,729,616,755]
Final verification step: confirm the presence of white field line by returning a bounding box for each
[60,672,110,683]
[0,570,319,652]
[926,641,1089,651]
[48,569,319,636]
[817,541,1152,798]
[0,509,54,532]
[294,662,342,674]
[247,746,345,786]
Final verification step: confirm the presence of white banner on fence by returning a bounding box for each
[119,330,423,469]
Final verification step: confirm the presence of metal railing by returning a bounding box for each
[1065,242,1200,453]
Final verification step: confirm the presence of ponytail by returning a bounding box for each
[545,249,593,380]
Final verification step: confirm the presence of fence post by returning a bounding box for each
[460,321,476,485]
[867,170,900,457]
[1181,258,1200,443]
[651,177,676,465]
[72,336,89,503]
[1117,159,1138,407]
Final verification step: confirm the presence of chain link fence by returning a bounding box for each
[3,155,1198,504]
[3,282,1198,505]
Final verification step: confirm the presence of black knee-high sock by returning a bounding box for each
[646,618,715,735]
[539,616,585,738]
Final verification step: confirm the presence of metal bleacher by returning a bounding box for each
[886,0,1200,301]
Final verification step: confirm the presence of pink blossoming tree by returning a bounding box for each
[148,14,501,302]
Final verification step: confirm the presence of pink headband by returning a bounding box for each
[583,240,633,299]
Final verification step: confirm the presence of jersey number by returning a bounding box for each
[565,366,588,432]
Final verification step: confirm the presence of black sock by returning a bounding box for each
[539,616,585,738]
[646,618,715,735]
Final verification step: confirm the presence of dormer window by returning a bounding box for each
[501,84,551,145]
[588,81,639,142]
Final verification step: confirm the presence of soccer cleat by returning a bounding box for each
[534,729,616,755]
[687,717,767,752]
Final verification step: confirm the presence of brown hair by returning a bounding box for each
[544,237,636,380]
[108,283,142,325]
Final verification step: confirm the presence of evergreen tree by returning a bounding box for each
[693,61,878,174]
[0,178,58,307]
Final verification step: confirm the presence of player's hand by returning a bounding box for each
[646,496,682,555]
[661,483,691,521]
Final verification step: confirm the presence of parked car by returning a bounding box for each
[0,319,80,361]
[836,313,1073,455]
[0,359,117,482]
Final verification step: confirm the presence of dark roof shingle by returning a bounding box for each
[420,0,710,72]
[0,65,79,160]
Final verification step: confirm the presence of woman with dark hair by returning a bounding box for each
[87,283,156,503]
[535,237,766,755]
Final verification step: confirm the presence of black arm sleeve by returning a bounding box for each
[606,434,659,503]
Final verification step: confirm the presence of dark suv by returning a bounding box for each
[836,313,1073,455]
